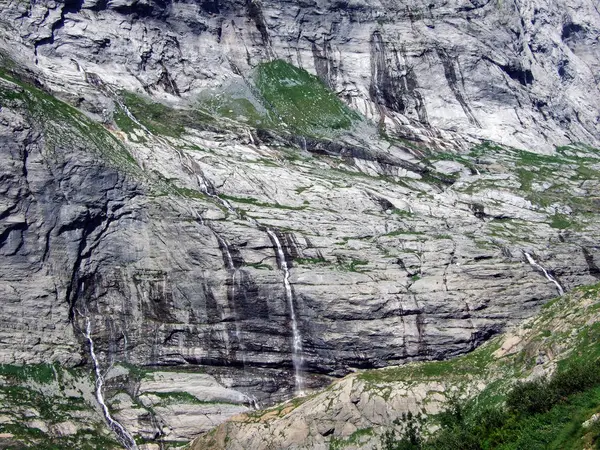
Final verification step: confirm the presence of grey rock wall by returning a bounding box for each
[1,0,600,445]
[1,0,600,151]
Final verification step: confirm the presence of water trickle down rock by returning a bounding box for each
[266,228,305,395]
[215,232,247,364]
[524,252,565,296]
[82,314,138,449]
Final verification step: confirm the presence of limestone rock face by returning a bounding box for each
[1,0,600,151]
[0,0,600,446]
[189,284,600,449]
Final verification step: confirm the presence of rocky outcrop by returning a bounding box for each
[1,64,600,446]
[0,0,600,446]
[1,0,600,151]
[189,282,600,449]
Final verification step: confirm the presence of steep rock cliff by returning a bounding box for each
[0,0,600,447]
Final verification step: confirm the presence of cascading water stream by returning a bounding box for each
[214,233,246,363]
[524,252,564,296]
[83,317,138,450]
[79,69,151,136]
[79,69,301,405]
[266,229,305,395]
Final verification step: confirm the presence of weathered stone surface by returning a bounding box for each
[189,285,600,449]
[1,0,600,151]
[0,0,599,446]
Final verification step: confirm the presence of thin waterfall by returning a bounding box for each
[214,232,245,363]
[524,252,564,296]
[83,317,138,449]
[266,229,304,395]
[113,94,151,134]
[172,147,236,214]
[82,71,151,136]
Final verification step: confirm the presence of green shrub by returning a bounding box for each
[381,412,423,450]
[382,359,600,449]
[550,360,600,398]
[506,377,556,414]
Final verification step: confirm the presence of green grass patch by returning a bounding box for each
[0,70,138,171]
[330,427,374,450]
[148,391,208,405]
[359,338,502,384]
[0,364,57,384]
[337,258,369,272]
[550,214,574,229]
[120,91,213,138]
[294,257,329,266]
[253,59,360,136]
[467,141,509,158]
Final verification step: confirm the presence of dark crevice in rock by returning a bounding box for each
[0,221,28,252]
[469,324,502,349]
[483,55,534,86]
[370,31,403,113]
[89,0,109,11]
[246,0,272,49]
[562,22,585,41]
[582,247,600,278]
[282,232,302,261]
[369,31,428,124]
[370,194,395,212]
[111,0,171,19]
[199,0,220,15]
[499,62,534,85]
[415,313,428,356]
[204,280,221,324]
[470,203,487,220]
[65,211,106,321]
[311,41,337,89]
[437,48,481,126]
[457,0,492,12]
[155,65,180,96]
[0,203,19,222]
[33,0,85,58]
[233,270,268,320]
[262,132,429,177]
[67,201,132,322]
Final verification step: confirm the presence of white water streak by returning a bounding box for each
[84,318,138,450]
[524,252,564,296]
[266,229,304,394]
[215,233,245,363]
[103,84,151,135]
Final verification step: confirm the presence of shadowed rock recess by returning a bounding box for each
[0,0,599,447]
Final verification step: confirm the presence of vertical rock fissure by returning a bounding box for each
[266,228,304,395]
[436,47,481,127]
[214,232,246,364]
[524,252,564,296]
[82,316,138,450]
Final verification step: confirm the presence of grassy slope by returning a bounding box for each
[120,59,361,139]
[0,70,139,172]
[0,364,121,449]
[253,59,361,135]
[371,282,600,449]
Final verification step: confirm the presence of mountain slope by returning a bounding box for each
[0,0,600,446]
[189,283,600,449]
[2,0,600,151]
